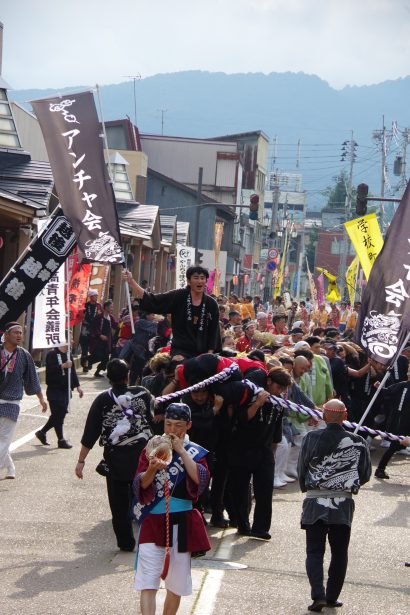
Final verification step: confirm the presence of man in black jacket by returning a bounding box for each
[298,399,371,612]
[122,266,221,358]
[36,343,83,449]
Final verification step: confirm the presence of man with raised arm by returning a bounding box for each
[123,266,221,359]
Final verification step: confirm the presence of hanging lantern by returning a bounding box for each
[244,274,249,284]
[233,275,238,286]
[256,273,261,282]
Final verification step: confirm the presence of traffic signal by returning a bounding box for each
[197,250,204,265]
[356,183,368,216]
[249,194,259,221]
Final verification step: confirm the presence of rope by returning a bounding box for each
[160,473,170,580]
[155,364,240,405]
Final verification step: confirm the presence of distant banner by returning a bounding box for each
[32,263,66,349]
[346,256,359,307]
[68,260,92,326]
[316,273,325,305]
[31,91,123,264]
[356,180,410,363]
[213,222,224,295]
[88,263,109,302]
[306,259,318,310]
[0,211,76,330]
[344,213,383,280]
[175,245,195,289]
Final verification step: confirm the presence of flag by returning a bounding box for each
[346,256,359,306]
[306,258,318,310]
[316,273,325,305]
[356,180,410,363]
[344,213,383,280]
[32,262,66,349]
[68,259,92,326]
[175,245,195,289]
[0,211,76,330]
[31,91,123,264]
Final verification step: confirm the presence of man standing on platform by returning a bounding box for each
[123,266,221,359]
[298,399,371,612]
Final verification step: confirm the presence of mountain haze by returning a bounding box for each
[10,70,410,208]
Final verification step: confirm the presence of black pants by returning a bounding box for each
[210,448,229,519]
[229,448,274,533]
[106,476,135,550]
[305,521,351,602]
[377,440,402,471]
[42,400,68,440]
[79,334,90,367]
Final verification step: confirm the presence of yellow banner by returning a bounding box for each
[212,222,224,295]
[344,213,383,280]
[345,256,359,306]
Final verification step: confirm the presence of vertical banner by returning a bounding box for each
[88,263,109,302]
[32,263,66,349]
[213,222,224,296]
[357,180,410,363]
[346,256,359,307]
[344,213,384,280]
[175,245,195,289]
[68,261,92,326]
[31,91,123,263]
[316,273,325,305]
[306,258,318,310]
[0,211,76,329]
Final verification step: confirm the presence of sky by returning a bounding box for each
[1,0,410,91]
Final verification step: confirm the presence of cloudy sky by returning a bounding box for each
[2,0,410,90]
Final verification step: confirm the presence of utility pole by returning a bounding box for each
[157,108,168,135]
[123,74,141,127]
[339,132,357,299]
[194,167,203,258]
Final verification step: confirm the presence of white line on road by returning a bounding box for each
[10,427,46,452]
[191,530,237,615]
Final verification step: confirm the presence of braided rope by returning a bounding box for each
[160,474,170,580]
[155,364,240,405]
[243,379,409,444]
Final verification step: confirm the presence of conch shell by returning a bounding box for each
[146,434,173,465]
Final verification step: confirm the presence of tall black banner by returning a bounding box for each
[357,180,410,364]
[31,91,123,264]
[0,211,76,330]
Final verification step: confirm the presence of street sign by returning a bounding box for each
[266,260,277,271]
[268,247,279,260]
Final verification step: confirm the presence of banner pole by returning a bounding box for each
[95,84,134,331]
[353,329,410,434]
[65,257,71,412]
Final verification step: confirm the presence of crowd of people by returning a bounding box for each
[1,264,409,614]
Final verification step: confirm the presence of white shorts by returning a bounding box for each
[134,526,192,596]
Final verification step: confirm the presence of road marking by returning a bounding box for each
[191,530,237,615]
[10,427,46,452]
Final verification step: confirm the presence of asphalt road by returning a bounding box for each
[1,374,409,615]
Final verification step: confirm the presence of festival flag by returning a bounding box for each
[306,258,318,310]
[356,180,410,363]
[346,256,359,307]
[32,262,66,349]
[31,91,123,264]
[175,245,195,289]
[213,222,224,295]
[68,259,92,326]
[88,263,110,303]
[0,211,76,330]
[344,213,383,280]
[316,273,325,305]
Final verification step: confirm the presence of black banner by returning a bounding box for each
[0,211,76,329]
[356,180,410,364]
[31,91,123,264]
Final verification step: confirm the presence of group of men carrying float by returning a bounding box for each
[0,264,404,615]
[119,265,378,614]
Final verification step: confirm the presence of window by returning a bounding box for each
[0,89,21,149]
[108,159,134,201]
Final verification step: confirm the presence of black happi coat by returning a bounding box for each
[139,287,221,357]
[45,348,80,402]
[298,424,371,527]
